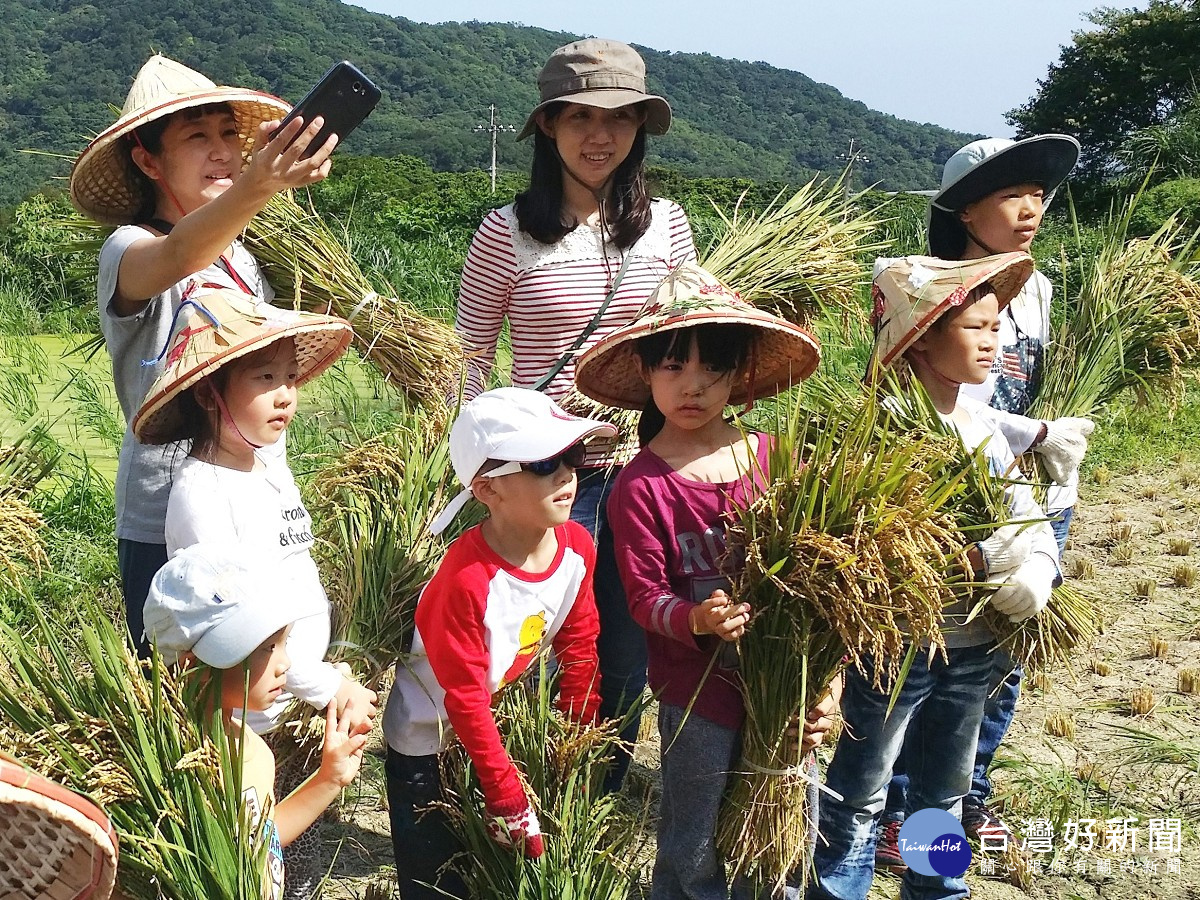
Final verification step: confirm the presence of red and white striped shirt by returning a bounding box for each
[456,199,697,464]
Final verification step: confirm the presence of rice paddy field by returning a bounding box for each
[1,179,1199,899]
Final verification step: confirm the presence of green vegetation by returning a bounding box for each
[0,0,972,208]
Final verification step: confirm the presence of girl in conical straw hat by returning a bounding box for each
[576,261,837,898]
[69,54,337,665]
[133,286,377,900]
[810,253,1062,900]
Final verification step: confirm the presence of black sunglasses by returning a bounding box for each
[520,442,587,477]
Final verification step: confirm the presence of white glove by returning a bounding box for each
[989,553,1057,622]
[1035,417,1095,484]
[978,524,1034,576]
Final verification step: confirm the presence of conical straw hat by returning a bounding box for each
[0,754,119,900]
[133,288,352,444]
[575,261,821,410]
[870,252,1035,370]
[69,55,290,225]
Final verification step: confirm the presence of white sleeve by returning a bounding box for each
[984,406,1045,457]
[165,468,235,556]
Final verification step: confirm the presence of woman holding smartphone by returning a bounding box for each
[452,38,697,792]
[69,54,362,900]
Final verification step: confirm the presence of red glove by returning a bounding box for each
[485,800,544,859]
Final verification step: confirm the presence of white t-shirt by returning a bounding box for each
[166,454,341,732]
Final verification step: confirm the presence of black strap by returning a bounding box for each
[531,252,633,392]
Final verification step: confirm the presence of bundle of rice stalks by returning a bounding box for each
[441,664,642,898]
[306,413,474,684]
[1030,201,1200,421]
[699,176,886,327]
[241,193,465,407]
[0,602,266,900]
[0,424,60,590]
[717,384,988,892]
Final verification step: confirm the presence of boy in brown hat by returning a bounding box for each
[69,55,335,659]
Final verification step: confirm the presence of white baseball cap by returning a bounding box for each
[143,545,324,668]
[431,387,617,535]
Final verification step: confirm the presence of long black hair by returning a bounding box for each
[513,102,654,249]
[634,323,755,446]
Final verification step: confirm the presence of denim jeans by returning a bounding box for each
[572,467,647,792]
[385,750,467,900]
[808,644,993,900]
[882,506,1075,819]
[656,704,807,900]
[117,539,166,659]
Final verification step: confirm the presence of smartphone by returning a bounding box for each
[271,61,381,159]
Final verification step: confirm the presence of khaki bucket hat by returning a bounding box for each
[575,261,821,409]
[133,288,352,444]
[870,252,1035,370]
[0,753,119,900]
[69,55,290,226]
[518,38,672,140]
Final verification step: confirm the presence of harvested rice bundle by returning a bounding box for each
[1030,206,1200,421]
[699,176,886,327]
[0,425,60,590]
[441,665,641,899]
[0,603,266,900]
[717,386,980,892]
[307,416,469,683]
[243,192,465,406]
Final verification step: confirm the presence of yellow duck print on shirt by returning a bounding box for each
[501,611,547,687]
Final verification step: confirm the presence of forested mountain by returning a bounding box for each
[1,0,972,207]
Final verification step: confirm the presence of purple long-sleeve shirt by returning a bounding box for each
[607,433,771,730]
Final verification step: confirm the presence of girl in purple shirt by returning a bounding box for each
[575,262,833,899]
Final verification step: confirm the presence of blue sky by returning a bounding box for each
[343,0,1141,137]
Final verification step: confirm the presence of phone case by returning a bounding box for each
[274,61,381,159]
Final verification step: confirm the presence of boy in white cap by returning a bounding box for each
[143,545,367,900]
[382,387,615,900]
[809,254,1060,900]
[877,136,1093,866]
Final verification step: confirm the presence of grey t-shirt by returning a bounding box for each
[97,225,275,543]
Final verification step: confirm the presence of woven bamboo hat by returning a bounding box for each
[518,39,672,140]
[69,55,290,225]
[0,754,118,900]
[574,262,821,409]
[133,288,352,444]
[870,252,1035,369]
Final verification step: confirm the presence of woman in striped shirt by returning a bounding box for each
[454,38,697,791]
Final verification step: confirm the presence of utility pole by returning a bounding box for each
[836,139,871,201]
[474,105,517,194]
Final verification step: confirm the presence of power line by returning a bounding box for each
[474,104,517,194]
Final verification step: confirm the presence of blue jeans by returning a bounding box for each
[808,644,993,900]
[883,507,1075,819]
[572,467,647,792]
[656,704,807,900]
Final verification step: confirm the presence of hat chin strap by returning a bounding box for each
[208,383,265,451]
[908,348,964,391]
[963,226,1000,257]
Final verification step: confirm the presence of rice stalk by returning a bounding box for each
[1030,200,1200,421]
[441,661,642,898]
[243,193,465,407]
[0,598,267,900]
[0,423,59,589]
[0,369,39,420]
[699,176,886,327]
[67,367,124,451]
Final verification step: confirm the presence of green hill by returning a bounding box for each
[1,0,972,207]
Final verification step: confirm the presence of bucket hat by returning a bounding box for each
[0,754,118,900]
[574,261,821,410]
[70,55,290,226]
[871,252,1034,370]
[518,38,672,140]
[927,135,1080,258]
[144,544,326,668]
[431,388,616,534]
[132,288,352,444]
